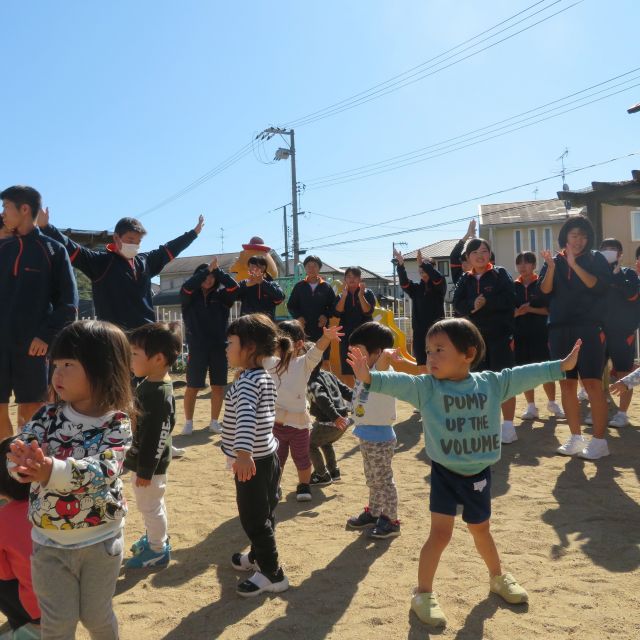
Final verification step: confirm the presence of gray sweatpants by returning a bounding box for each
[31,533,124,640]
[359,439,398,521]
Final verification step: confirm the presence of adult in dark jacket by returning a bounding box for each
[0,186,78,434]
[287,255,336,360]
[39,209,204,330]
[452,237,517,443]
[597,238,639,428]
[334,267,377,384]
[237,254,284,319]
[393,247,446,373]
[539,216,612,460]
[179,257,239,435]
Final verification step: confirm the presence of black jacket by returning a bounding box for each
[307,370,353,422]
[514,275,548,338]
[334,288,377,333]
[287,278,337,340]
[538,250,611,328]
[237,277,285,319]
[398,263,446,334]
[124,379,175,480]
[452,265,516,339]
[0,228,77,351]
[180,268,239,348]
[603,265,639,335]
[43,224,197,330]
[449,239,466,285]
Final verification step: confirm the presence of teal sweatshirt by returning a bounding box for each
[368,361,564,475]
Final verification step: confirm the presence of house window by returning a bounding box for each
[514,230,522,255]
[529,229,536,252]
[632,210,640,241]
[437,260,450,277]
[543,227,553,251]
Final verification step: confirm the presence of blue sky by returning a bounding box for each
[2,0,639,277]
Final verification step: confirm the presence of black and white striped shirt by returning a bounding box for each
[221,367,278,459]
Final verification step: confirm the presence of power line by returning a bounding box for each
[303,77,640,190]
[304,67,640,186]
[302,151,640,249]
[284,0,582,128]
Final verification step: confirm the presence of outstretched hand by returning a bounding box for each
[540,250,554,268]
[322,324,344,342]
[208,256,218,271]
[560,339,582,372]
[609,381,628,397]
[393,247,404,266]
[194,215,205,235]
[36,206,50,228]
[346,346,371,384]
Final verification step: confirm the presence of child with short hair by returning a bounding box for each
[124,322,181,569]
[345,321,402,540]
[237,256,285,319]
[306,361,353,486]
[264,320,343,501]
[222,314,288,597]
[348,318,580,627]
[0,436,41,640]
[6,320,133,640]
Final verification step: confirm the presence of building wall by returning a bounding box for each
[483,223,565,277]
[602,204,640,268]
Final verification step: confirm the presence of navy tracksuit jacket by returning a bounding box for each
[43,224,197,330]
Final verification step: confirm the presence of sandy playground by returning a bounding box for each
[2,381,639,640]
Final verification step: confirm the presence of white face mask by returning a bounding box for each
[119,242,140,259]
[600,249,618,264]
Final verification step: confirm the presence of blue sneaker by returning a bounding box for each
[125,542,171,569]
[130,534,148,556]
[368,515,401,539]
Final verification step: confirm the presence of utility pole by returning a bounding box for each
[220,227,224,252]
[282,205,290,276]
[257,127,302,268]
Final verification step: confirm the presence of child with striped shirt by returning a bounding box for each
[221,314,288,597]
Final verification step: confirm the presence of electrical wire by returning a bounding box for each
[284,0,582,128]
[302,151,640,249]
[304,68,640,186]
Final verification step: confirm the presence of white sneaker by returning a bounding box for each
[520,406,539,420]
[171,445,186,458]
[501,422,518,444]
[608,412,629,429]
[556,434,585,456]
[547,401,565,419]
[181,421,193,436]
[208,420,223,434]
[584,413,593,425]
[578,437,610,460]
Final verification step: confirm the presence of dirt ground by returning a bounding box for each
[3,381,640,639]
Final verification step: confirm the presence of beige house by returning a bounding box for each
[478,199,585,277]
[558,170,640,267]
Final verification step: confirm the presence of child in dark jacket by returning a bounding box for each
[124,323,181,569]
[307,362,353,486]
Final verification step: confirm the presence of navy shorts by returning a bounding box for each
[606,329,636,373]
[548,324,606,380]
[412,330,427,366]
[429,461,491,524]
[476,335,515,373]
[514,333,550,366]
[0,350,48,404]
[186,345,228,387]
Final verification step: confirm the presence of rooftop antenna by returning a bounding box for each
[532,187,539,200]
[220,227,224,252]
[557,148,571,211]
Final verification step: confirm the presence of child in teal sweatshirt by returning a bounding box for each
[347,317,580,628]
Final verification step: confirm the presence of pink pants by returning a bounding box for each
[273,422,311,471]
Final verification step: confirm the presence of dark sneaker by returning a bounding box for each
[329,467,341,482]
[369,515,401,539]
[296,483,312,502]
[236,568,289,597]
[310,471,332,486]
[346,507,377,529]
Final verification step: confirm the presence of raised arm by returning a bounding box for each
[146,214,204,276]
[539,251,555,294]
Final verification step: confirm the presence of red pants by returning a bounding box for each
[273,423,311,471]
